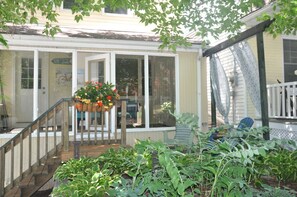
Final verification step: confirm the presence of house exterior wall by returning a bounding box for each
[36,7,154,33]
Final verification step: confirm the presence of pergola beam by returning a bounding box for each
[203,20,274,137]
[203,20,274,57]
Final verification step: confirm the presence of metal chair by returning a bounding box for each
[209,117,254,142]
[163,124,193,147]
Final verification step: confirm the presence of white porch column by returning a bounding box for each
[33,49,39,120]
[72,50,77,130]
[144,55,149,129]
[110,52,116,132]
[72,50,78,94]
[197,49,202,128]
[175,54,180,114]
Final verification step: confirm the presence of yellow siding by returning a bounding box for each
[247,34,283,85]
[36,9,154,33]
[178,52,198,113]
[0,51,14,127]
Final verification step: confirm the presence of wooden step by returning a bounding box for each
[4,187,21,197]
[4,153,62,197]
[44,156,61,166]
[21,163,60,197]
[19,174,35,188]
[33,165,49,175]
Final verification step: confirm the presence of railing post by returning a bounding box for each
[0,148,5,197]
[121,100,127,146]
[63,100,69,151]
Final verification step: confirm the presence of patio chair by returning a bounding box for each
[237,117,254,130]
[209,117,254,142]
[162,124,193,147]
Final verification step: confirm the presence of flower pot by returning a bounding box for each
[75,102,83,111]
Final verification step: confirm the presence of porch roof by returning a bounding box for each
[1,24,201,44]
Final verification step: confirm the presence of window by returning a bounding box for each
[284,39,297,82]
[21,58,41,89]
[104,5,128,15]
[116,55,176,128]
[63,0,74,9]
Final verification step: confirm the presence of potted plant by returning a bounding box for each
[73,81,120,112]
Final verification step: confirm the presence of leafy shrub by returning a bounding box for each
[52,127,297,197]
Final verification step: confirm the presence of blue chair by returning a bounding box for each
[237,117,254,130]
[209,117,254,142]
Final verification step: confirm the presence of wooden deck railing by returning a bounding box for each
[0,98,127,196]
[267,82,297,119]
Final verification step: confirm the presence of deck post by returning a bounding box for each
[0,148,5,197]
[63,100,69,151]
[121,100,127,146]
[257,32,270,140]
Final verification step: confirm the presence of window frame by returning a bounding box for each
[112,52,179,131]
[61,0,133,16]
[283,38,297,82]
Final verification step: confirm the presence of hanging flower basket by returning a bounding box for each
[73,81,120,112]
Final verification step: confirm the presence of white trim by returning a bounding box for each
[72,50,78,94]
[114,51,176,56]
[110,52,116,132]
[281,37,297,82]
[281,35,297,41]
[2,34,201,52]
[33,50,39,120]
[281,37,285,82]
[72,50,78,131]
[144,55,149,129]
[241,3,275,26]
[1,46,76,53]
[12,52,16,126]
[175,55,180,114]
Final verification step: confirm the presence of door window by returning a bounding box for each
[21,58,41,89]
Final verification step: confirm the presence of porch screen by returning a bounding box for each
[115,55,175,128]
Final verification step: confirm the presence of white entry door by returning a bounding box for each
[15,52,48,123]
[84,54,110,128]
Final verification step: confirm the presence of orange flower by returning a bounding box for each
[97,101,103,107]
[107,95,112,101]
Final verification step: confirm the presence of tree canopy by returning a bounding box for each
[0,0,296,50]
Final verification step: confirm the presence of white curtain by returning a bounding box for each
[230,41,261,115]
[210,55,231,123]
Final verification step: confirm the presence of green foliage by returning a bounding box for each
[1,0,297,49]
[172,112,199,131]
[52,127,297,196]
[255,149,297,183]
[254,185,297,197]
[260,0,297,37]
